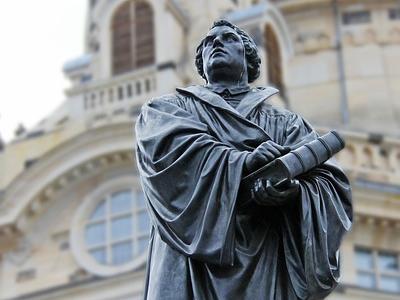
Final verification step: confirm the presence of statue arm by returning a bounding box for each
[246,129,345,206]
[278,114,353,298]
[136,97,249,266]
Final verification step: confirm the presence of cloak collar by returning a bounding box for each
[205,84,250,95]
[236,86,279,117]
[176,85,279,118]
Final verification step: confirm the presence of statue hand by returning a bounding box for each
[251,179,300,206]
[245,141,290,172]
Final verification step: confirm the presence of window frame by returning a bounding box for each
[388,8,400,21]
[342,10,371,26]
[111,0,155,76]
[70,175,150,277]
[354,246,400,293]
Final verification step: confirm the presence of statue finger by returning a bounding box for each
[265,147,281,158]
[266,180,293,199]
[280,146,291,154]
[265,141,289,154]
[265,183,283,198]
[254,151,274,163]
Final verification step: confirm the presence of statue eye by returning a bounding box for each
[204,36,214,46]
[225,33,238,42]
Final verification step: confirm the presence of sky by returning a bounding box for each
[0,0,87,142]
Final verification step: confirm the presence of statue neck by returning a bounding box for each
[206,72,249,90]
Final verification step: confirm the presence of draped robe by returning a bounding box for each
[135,85,352,300]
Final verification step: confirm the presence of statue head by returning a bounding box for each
[195,20,261,84]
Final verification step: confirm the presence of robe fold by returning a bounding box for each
[135,85,352,300]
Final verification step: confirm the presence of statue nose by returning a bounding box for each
[213,37,224,47]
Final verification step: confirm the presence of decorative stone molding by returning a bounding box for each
[1,147,135,245]
[0,224,20,254]
[16,268,36,283]
[88,22,100,53]
[388,27,400,44]
[0,224,18,237]
[69,268,92,283]
[66,66,157,130]
[364,28,377,44]
[327,130,400,186]
[0,148,136,257]
[70,175,147,277]
[342,26,400,47]
[52,230,70,251]
[25,149,134,216]
[354,214,400,229]
[295,31,332,53]
[4,237,33,266]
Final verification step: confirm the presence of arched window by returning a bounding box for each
[85,190,150,266]
[264,25,285,100]
[71,176,151,277]
[112,1,155,75]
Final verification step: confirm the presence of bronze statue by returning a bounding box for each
[136,20,352,300]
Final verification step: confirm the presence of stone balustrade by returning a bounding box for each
[66,66,158,128]
[330,130,400,185]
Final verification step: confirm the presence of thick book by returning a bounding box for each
[242,130,345,187]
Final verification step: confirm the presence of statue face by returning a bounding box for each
[202,25,246,82]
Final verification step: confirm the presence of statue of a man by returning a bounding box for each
[136,20,352,300]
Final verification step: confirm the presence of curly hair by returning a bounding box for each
[195,19,261,83]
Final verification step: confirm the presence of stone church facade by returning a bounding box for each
[0,0,399,299]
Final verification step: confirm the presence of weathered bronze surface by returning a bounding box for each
[136,20,352,300]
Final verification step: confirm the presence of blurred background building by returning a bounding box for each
[0,0,399,299]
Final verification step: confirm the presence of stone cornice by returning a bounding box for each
[5,269,146,300]
[273,0,396,13]
[354,213,400,229]
[0,123,135,231]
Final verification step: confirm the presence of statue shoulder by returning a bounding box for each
[258,101,297,120]
[249,87,299,121]
[146,93,180,105]
[143,93,180,106]
[254,92,312,131]
[143,90,194,113]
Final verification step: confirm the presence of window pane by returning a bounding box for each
[145,79,151,92]
[111,191,132,215]
[380,275,400,292]
[342,11,371,25]
[137,211,150,233]
[85,223,106,247]
[136,191,146,208]
[357,272,376,289]
[127,84,133,97]
[111,216,132,241]
[89,200,106,221]
[355,248,374,270]
[112,242,132,265]
[389,8,400,20]
[137,237,149,254]
[112,1,133,75]
[378,253,398,271]
[118,86,124,100]
[90,248,106,264]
